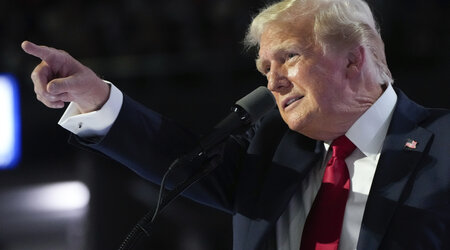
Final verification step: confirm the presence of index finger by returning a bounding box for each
[21,41,57,63]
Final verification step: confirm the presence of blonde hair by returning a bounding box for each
[245,0,393,85]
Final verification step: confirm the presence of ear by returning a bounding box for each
[345,46,365,79]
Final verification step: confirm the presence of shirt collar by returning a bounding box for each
[345,84,397,158]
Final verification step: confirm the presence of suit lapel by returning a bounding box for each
[259,130,323,221]
[357,90,433,250]
[241,130,323,250]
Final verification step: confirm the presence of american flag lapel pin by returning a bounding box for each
[404,139,418,150]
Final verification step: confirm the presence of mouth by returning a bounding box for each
[283,96,303,109]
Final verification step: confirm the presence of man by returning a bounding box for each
[22,0,449,249]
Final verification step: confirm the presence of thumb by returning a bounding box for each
[47,76,73,95]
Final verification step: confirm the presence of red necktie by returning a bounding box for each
[300,135,356,250]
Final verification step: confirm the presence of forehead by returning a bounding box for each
[258,20,314,58]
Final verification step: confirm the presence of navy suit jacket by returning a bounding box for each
[72,88,450,250]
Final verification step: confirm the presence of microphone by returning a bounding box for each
[199,86,276,152]
[178,86,276,165]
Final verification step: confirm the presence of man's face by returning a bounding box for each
[257,21,382,140]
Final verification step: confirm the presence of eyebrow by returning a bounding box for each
[255,58,265,74]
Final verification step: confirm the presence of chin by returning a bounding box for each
[285,115,308,134]
[284,115,325,140]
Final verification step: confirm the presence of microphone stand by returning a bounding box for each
[117,150,222,250]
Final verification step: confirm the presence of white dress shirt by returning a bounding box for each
[58,81,123,137]
[58,83,397,250]
[275,84,397,250]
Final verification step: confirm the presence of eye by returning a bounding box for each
[287,53,298,59]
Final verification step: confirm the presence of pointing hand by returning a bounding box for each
[21,41,110,113]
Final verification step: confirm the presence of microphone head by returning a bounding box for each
[235,86,276,123]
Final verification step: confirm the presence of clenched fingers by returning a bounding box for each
[31,61,54,99]
[36,92,72,109]
[30,58,76,108]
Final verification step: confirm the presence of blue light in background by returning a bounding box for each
[0,74,21,169]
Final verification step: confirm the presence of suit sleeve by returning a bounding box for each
[69,94,252,214]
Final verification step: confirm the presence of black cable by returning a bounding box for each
[118,153,215,250]
[117,158,180,250]
[150,158,180,223]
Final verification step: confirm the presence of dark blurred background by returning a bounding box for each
[0,0,448,249]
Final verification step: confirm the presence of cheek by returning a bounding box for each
[287,65,299,78]
[281,110,302,130]
[302,78,338,115]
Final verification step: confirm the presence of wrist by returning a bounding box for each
[77,80,111,113]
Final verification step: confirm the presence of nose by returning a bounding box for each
[267,63,290,92]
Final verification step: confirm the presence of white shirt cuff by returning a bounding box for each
[58,81,123,138]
